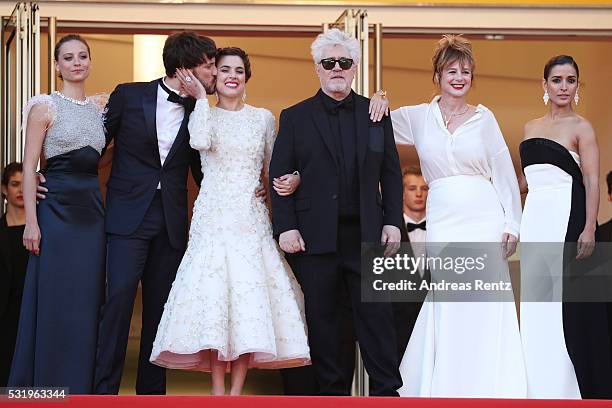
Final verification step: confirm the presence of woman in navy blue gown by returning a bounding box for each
[8,34,109,394]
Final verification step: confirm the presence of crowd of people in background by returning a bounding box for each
[1,28,611,399]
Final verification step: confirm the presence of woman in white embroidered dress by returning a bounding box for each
[150,47,310,395]
[371,35,527,398]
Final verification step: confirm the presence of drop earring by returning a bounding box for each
[574,88,580,106]
[543,90,549,106]
[242,90,247,103]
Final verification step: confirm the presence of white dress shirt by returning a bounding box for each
[156,78,185,188]
[403,214,427,277]
[391,96,521,237]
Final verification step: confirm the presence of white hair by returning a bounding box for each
[310,28,360,65]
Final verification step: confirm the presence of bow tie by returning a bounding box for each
[159,79,196,113]
[406,221,426,232]
[325,95,355,114]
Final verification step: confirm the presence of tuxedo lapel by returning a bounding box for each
[355,96,369,170]
[142,80,161,167]
[163,111,189,168]
[311,95,340,170]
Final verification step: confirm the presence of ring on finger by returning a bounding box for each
[185,76,192,82]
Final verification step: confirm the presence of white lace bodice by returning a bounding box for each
[188,99,276,235]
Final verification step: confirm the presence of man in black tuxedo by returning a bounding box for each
[269,28,403,396]
[395,165,429,362]
[94,32,217,395]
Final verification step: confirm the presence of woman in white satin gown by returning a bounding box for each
[150,47,310,395]
[519,55,612,399]
[372,35,527,398]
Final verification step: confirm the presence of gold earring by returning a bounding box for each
[242,90,247,103]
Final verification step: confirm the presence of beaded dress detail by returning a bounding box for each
[22,92,106,159]
[151,99,310,371]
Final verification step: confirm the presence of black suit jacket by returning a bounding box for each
[104,79,203,250]
[600,219,612,242]
[269,91,403,254]
[400,218,410,243]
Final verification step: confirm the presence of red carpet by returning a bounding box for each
[5,395,612,407]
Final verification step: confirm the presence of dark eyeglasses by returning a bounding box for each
[319,57,354,70]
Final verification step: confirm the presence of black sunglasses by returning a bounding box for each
[319,57,354,70]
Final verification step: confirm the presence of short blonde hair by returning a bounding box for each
[402,165,422,178]
[432,34,475,85]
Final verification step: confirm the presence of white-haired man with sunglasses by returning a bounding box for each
[269,28,404,396]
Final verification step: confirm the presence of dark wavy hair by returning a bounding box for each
[216,47,252,83]
[163,32,217,77]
